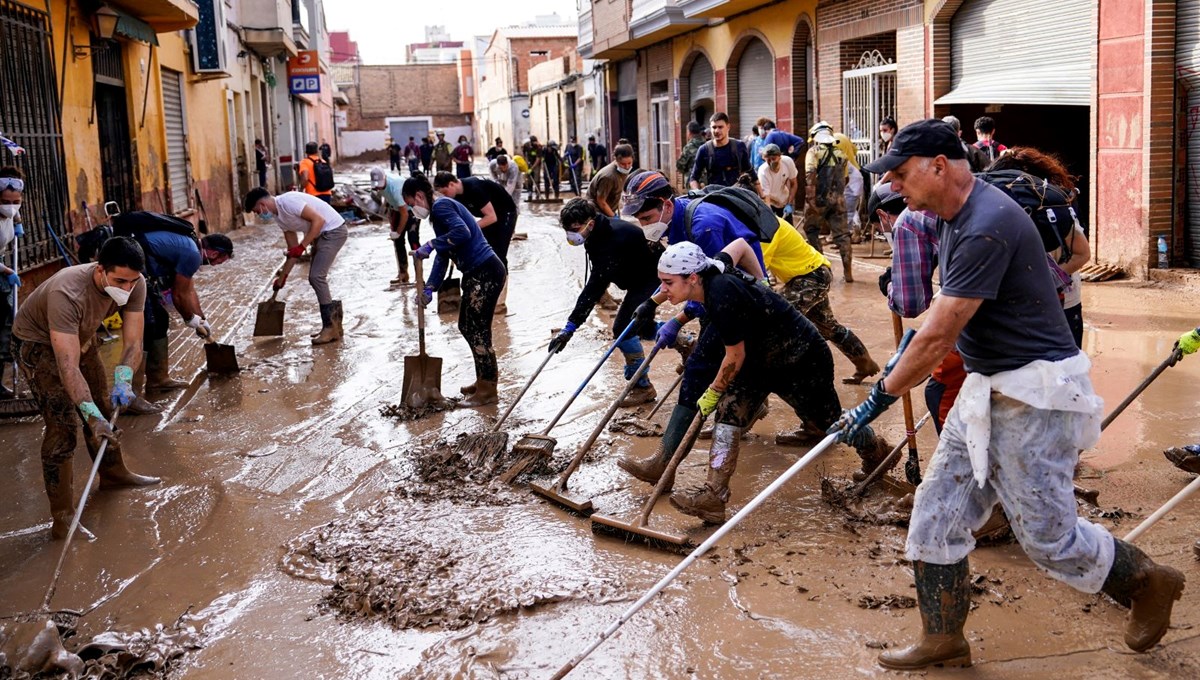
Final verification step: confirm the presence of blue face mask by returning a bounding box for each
[259,211,275,221]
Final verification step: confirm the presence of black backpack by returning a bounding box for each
[684,185,779,244]
[976,169,1080,263]
[312,158,335,192]
[111,211,201,285]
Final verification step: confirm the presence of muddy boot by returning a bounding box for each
[832,328,879,384]
[330,300,344,339]
[145,338,187,392]
[879,559,972,670]
[123,352,162,415]
[460,379,498,407]
[1101,539,1186,652]
[851,425,891,475]
[618,352,656,408]
[699,400,767,440]
[495,281,509,316]
[44,460,76,540]
[312,303,340,346]
[617,405,695,489]
[776,420,824,447]
[840,247,854,283]
[669,423,739,524]
[459,380,479,396]
[1164,444,1200,474]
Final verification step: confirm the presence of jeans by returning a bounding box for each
[309,225,348,305]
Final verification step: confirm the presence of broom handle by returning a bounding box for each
[42,409,121,610]
[1100,348,1182,431]
[892,314,919,458]
[10,231,18,395]
[644,371,683,421]
[552,343,662,490]
[636,410,706,527]
[414,257,427,356]
[542,318,638,435]
[1124,475,1200,543]
[550,432,842,680]
[851,411,932,497]
[492,349,555,432]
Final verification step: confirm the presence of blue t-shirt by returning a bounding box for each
[938,179,1077,376]
[765,130,805,156]
[666,198,765,272]
[749,136,767,171]
[142,230,201,281]
[425,196,497,289]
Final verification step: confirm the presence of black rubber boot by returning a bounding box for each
[617,404,696,488]
[1102,538,1185,651]
[878,559,972,670]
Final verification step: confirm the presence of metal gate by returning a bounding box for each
[162,68,190,213]
[1178,0,1200,267]
[93,41,137,214]
[842,50,896,168]
[0,0,69,269]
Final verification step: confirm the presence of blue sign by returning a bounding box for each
[290,76,320,95]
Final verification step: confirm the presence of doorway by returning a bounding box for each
[92,41,136,212]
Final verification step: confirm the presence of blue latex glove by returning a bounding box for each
[783,204,794,216]
[549,321,577,354]
[683,301,706,320]
[417,286,433,307]
[413,241,434,260]
[110,365,135,409]
[655,317,682,350]
[4,271,18,287]
[828,330,914,443]
[697,387,723,417]
[12,223,23,237]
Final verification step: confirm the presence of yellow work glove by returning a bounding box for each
[1177,328,1200,356]
[697,387,723,417]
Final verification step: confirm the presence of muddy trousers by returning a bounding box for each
[803,204,851,259]
[778,265,871,365]
[308,225,348,305]
[389,210,422,277]
[679,320,723,405]
[458,255,506,383]
[16,340,125,495]
[0,277,13,364]
[907,395,1115,592]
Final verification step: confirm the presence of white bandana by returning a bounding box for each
[658,241,724,275]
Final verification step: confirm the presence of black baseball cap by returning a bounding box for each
[862,119,965,175]
[866,181,906,218]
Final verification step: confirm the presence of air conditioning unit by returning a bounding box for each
[190,0,230,76]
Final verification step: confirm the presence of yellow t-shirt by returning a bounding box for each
[762,218,829,283]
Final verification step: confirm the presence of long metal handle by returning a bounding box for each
[1100,348,1182,431]
[413,256,426,356]
[542,318,638,435]
[551,432,843,679]
[42,410,120,610]
[492,349,556,432]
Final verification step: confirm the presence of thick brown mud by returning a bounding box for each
[4,194,1200,677]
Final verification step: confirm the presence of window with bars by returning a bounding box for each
[0,0,70,270]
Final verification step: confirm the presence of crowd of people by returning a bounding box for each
[6,112,1200,672]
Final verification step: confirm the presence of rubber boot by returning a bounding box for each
[618,352,656,408]
[123,351,162,415]
[1101,539,1185,652]
[459,380,479,396]
[1164,444,1200,474]
[879,559,972,669]
[617,404,696,489]
[460,379,498,407]
[831,328,879,384]
[145,338,187,392]
[98,444,161,488]
[45,460,76,540]
[669,423,739,524]
[330,300,344,339]
[311,303,340,345]
[699,399,767,440]
[840,246,854,283]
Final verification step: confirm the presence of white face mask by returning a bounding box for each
[565,230,586,246]
[642,221,669,242]
[881,131,894,142]
[616,165,632,175]
[0,205,18,219]
[103,271,133,307]
[412,204,430,220]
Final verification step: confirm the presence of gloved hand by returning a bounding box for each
[655,318,682,350]
[632,298,659,324]
[187,315,213,339]
[12,223,23,237]
[286,244,305,258]
[828,380,897,443]
[783,204,794,216]
[697,387,723,418]
[272,275,287,291]
[84,409,119,443]
[417,286,433,307]
[683,301,706,320]
[878,266,892,298]
[3,271,18,287]
[109,365,135,409]
[388,231,402,240]
[1177,328,1200,356]
[413,242,434,260]
[848,212,862,229]
[549,322,577,354]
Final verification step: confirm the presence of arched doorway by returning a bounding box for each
[791,18,815,135]
[731,37,775,138]
[688,55,714,127]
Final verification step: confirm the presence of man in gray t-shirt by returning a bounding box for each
[831,119,1184,670]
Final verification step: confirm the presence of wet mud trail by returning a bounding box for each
[2,202,1200,678]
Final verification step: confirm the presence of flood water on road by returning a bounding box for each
[3,200,1200,678]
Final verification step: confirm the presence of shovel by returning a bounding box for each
[253,290,285,336]
[530,343,664,516]
[201,330,239,374]
[401,257,444,408]
[437,263,461,314]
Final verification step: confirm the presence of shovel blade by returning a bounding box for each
[402,353,443,408]
[204,342,240,373]
[437,278,461,315]
[253,299,286,336]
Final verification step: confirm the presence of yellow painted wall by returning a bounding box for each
[670,0,817,72]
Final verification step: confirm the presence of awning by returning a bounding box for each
[113,8,159,46]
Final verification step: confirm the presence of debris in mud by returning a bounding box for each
[379,397,462,422]
[284,496,624,630]
[607,413,663,438]
[857,594,917,610]
[819,475,913,526]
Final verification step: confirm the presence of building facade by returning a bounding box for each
[337,63,470,160]
[477,24,579,154]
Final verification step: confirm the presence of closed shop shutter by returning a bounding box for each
[689,57,713,105]
[737,40,774,132]
[1178,1,1200,266]
[161,68,190,212]
[617,58,637,102]
[936,0,1096,106]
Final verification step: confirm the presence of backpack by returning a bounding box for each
[975,169,1080,263]
[311,158,335,192]
[111,211,202,286]
[812,145,848,208]
[684,185,779,244]
[697,140,748,182]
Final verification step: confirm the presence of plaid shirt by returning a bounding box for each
[888,208,940,318]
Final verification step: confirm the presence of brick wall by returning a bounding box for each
[816,0,924,45]
[591,0,631,55]
[817,42,841,123]
[509,37,579,93]
[1143,0,1177,271]
[895,24,926,125]
[344,64,460,131]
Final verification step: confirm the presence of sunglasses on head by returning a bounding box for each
[0,178,24,192]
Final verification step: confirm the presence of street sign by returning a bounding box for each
[290,75,320,95]
[287,50,321,95]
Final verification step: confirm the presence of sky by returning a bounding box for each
[324,0,581,65]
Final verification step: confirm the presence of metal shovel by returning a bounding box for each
[202,333,239,374]
[401,257,444,408]
[253,290,285,336]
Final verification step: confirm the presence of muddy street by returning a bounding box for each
[3,201,1200,679]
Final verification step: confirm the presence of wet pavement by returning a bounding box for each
[2,195,1200,678]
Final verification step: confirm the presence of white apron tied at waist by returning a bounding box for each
[956,351,1103,488]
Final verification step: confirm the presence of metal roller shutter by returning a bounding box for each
[617,58,637,102]
[1179,1,1200,267]
[936,0,1096,106]
[689,57,713,105]
[737,39,774,133]
[161,68,190,212]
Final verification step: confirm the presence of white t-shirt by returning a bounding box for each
[757,156,797,208]
[274,191,345,234]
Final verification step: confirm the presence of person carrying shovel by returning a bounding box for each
[550,198,671,407]
[243,186,348,345]
[402,174,506,406]
[11,236,161,539]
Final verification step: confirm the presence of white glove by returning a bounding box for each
[388,231,402,240]
[848,212,861,229]
[187,315,213,339]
